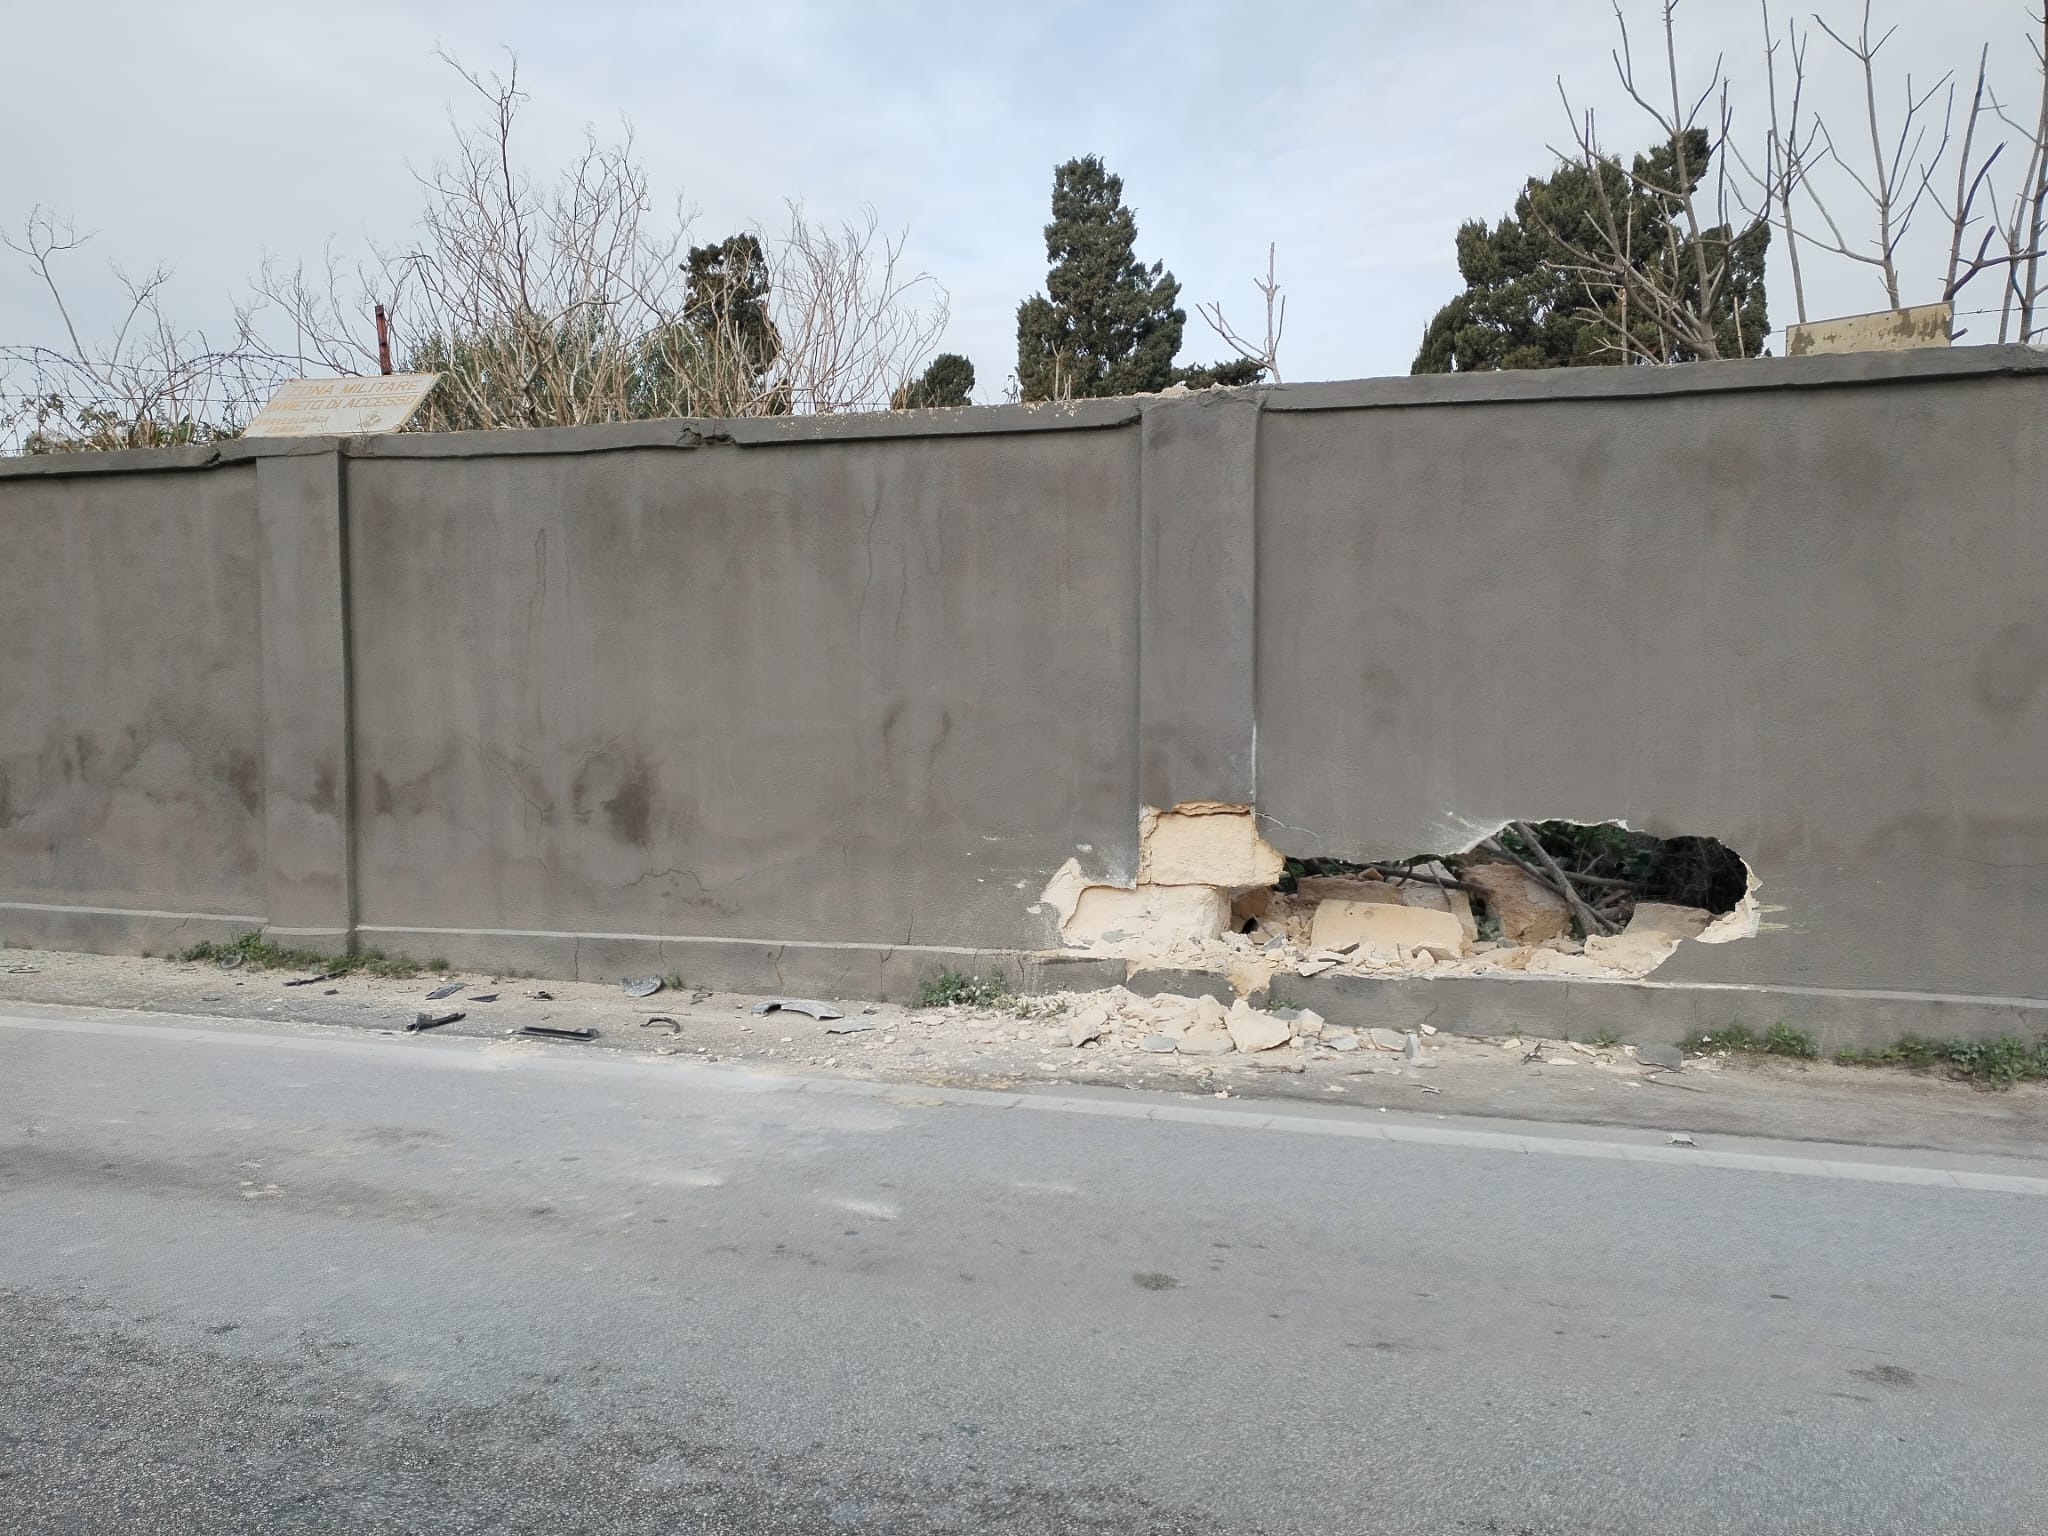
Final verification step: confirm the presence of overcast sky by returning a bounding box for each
[3,0,2039,398]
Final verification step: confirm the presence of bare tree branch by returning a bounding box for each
[1544,2,1759,365]
[1,209,284,452]
[1197,243,1286,383]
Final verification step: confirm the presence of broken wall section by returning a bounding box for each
[1041,810,1758,997]
[1041,804,1282,991]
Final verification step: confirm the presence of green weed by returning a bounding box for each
[1836,1033,2048,1089]
[914,969,1012,1009]
[177,932,439,981]
[1763,1021,1819,1058]
[1685,1021,1818,1059]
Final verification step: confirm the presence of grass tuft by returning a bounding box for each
[914,969,1013,1009]
[1836,1033,2048,1089]
[176,931,438,981]
[1686,1021,1819,1060]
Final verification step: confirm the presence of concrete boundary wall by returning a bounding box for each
[3,347,2044,1046]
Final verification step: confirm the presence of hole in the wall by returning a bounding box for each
[1036,808,1758,992]
[1283,822,1751,928]
[1249,820,1759,978]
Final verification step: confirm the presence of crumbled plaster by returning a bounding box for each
[1062,883,1232,948]
[1695,882,1762,944]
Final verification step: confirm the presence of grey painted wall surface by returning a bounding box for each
[0,465,265,924]
[1256,371,2048,999]
[1,349,2041,1028]
[346,432,1140,950]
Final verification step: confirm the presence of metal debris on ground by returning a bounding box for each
[1634,1041,1686,1070]
[215,954,245,971]
[823,1020,876,1035]
[520,1024,600,1042]
[1667,1133,1698,1147]
[621,977,664,999]
[642,1016,681,1033]
[526,989,553,1001]
[1521,1042,1546,1064]
[752,998,846,1021]
[468,992,499,1003]
[284,971,344,988]
[425,982,463,1001]
[4,964,42,975]
[409,1011,464,1033]
[691,989,713,1005]
[1414,1083,1442,1094]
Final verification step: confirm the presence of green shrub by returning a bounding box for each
[914,970,1011,1009]
[1835,1033,2048,1088]
[176,932,434,980]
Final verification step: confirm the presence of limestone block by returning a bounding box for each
[1462,862,1571,945]
[1138,803,1285,889]
[1308,900,1466,956]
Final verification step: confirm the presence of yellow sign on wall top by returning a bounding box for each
[243,374,439,438]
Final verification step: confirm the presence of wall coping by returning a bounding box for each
[5,343,2042,479]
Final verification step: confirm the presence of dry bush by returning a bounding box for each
[0,210,283,453]
[4,52,951,453]
[250,54,950,429]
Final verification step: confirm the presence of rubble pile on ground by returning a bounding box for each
[928,985,1429,1061]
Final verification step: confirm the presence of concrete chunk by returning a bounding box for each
[1178,1025,1236,1055]
[1584,932,1681,974]
[1309,901,1466,957]
[1225,1002,1291,1053]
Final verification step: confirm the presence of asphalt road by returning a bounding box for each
[3,1003,2045,1535]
